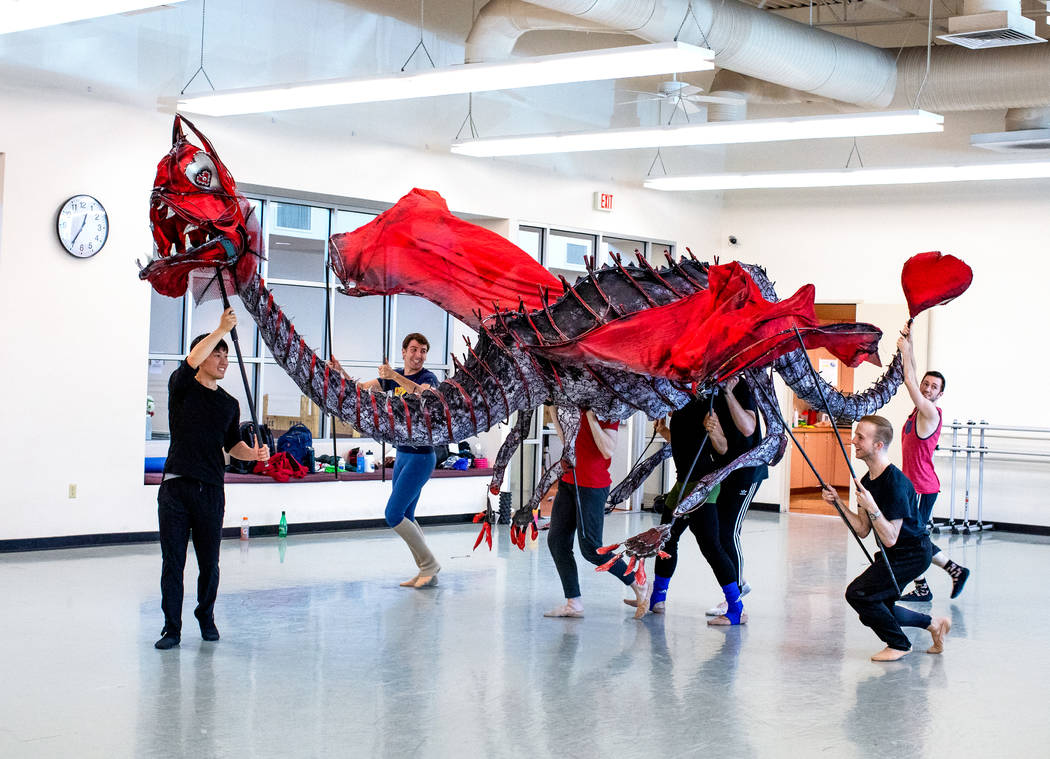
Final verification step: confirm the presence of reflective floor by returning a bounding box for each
[2,512,1048,758]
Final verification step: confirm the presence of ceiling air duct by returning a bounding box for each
[971,107,1050,152]
[937,0,1045,49]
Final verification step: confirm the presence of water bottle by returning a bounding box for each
[278,510,288,538]
[357,453,366,473]
[240,516,250,540]
[365,450,376,473]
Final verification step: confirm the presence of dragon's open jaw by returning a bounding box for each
[139,114,261,300]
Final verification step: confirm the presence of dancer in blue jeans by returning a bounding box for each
[331,333,440,588]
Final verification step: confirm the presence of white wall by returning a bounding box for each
[721,174,1050,527]
[0,82,721,541]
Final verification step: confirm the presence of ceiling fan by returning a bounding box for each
[618,79,711,116]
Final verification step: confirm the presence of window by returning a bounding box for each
[604,236,647,261]
[275,202,311,230]
[547,230,596,273]
[146,194,452,443]
[517,226,543,262]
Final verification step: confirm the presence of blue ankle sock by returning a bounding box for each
[721,581,744,624]
[650,575,671,610]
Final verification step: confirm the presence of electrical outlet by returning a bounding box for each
[68,484,77,499]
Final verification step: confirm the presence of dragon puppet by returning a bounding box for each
[140,116,972,576]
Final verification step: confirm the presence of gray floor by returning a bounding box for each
[2,511,1048,758]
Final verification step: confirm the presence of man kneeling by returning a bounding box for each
[822,415,950,662]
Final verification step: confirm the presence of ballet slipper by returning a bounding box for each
[927,617,951,654]
[870,647,910,661]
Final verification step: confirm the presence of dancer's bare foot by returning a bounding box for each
[410,575,437,588]
[630,581,652,620]
[707,612,748,626]
[927,616,951,654]
[399,574,421,587]
[871,647,910,661]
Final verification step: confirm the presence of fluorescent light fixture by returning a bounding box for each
[0,1,186,34]
[178,42,714,116]
[452,110,944,157]
[644,161,1050,191]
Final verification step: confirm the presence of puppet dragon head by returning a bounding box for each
[139,115,261,298]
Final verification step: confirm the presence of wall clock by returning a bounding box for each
[57,195,109,258]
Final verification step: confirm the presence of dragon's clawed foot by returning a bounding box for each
[472,507,496,551]
[595,525,672,584]
[509,505,538,551]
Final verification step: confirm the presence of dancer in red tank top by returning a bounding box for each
[897,323,970,602]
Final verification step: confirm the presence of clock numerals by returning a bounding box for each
[58,195,108,258]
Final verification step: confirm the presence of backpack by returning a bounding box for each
[229,422,276,474]
[277,423,314,472]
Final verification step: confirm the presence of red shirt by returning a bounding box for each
[902,406,942,495]
[562,419,619,488]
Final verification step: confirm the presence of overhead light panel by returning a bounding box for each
[451,110,944,157]
[178,42,715,116]
[644,161,1050,191]
[0,1,187,34]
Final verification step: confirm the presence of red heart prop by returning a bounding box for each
[901,251,973,319]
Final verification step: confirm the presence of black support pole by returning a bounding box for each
[216,274,261,435]
[381,294,389,484]
[324,257,339,480]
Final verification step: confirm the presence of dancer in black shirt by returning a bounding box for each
[822,415,950,661]
[155,308,269,650]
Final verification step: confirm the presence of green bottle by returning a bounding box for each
[278,510,288,538]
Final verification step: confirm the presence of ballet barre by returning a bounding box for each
[938,421,1050,535]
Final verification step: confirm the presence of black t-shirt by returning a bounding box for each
[669,394,721,483]
[861,464,924,546]
[381,368,439,454]
[165,360,241,485]
[713,381,768,488]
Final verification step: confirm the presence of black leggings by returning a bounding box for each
[656,479,759,587]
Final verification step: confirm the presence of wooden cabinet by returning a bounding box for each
[789,427,851,490]
[832,439,855,488]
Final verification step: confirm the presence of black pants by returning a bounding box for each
[158,478,225,636]
[656,479,758,587]
[547,481,633,598]
[845,539,934,651]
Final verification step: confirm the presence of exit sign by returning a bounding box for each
[593,192,614,212]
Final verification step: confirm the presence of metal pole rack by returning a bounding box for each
[938,421,1050,534]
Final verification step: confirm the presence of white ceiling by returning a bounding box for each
[2,0,1049,183]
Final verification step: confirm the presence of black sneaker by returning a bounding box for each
[948,565,970,599]
[900,583,932,602]
[154,630,180,650]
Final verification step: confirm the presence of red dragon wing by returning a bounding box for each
[532,262,881,383]
[329,188,563,328]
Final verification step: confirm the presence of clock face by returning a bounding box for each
[57,195,108,258]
